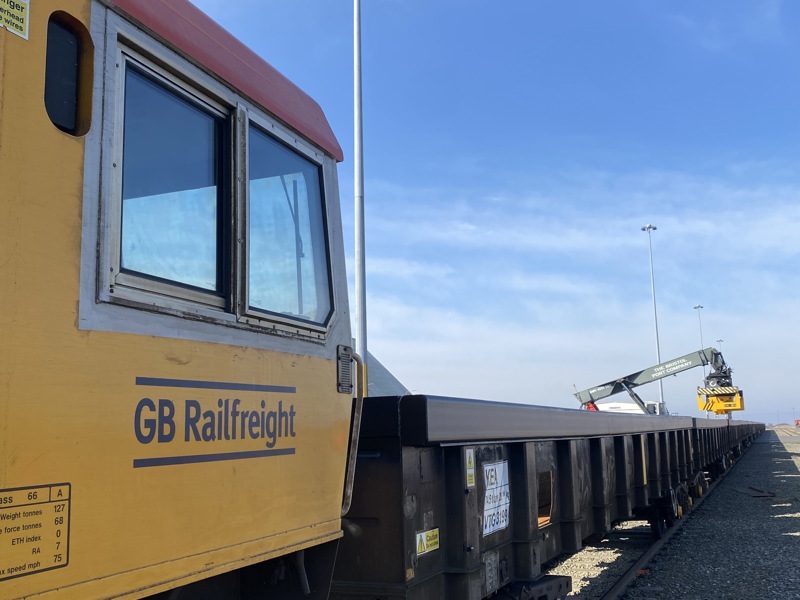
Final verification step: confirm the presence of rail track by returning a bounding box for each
[544,461,731,600]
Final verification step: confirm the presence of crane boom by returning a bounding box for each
[574,347,728,410]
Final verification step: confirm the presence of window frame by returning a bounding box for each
[97,32,336,340]
[106,47,231,310]
[238,116,334,332]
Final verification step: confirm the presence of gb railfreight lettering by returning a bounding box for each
[134,398,296,448]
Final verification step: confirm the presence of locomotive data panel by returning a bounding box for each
[0,485,70,582]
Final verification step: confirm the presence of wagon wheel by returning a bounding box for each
[675,483,691,517]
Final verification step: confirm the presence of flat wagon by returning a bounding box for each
[331,395,762,600]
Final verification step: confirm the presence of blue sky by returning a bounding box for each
[190,0,799,425]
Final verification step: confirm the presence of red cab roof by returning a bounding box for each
[112,0,343,162]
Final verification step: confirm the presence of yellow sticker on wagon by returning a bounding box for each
[415,528,440,555]
[0,0,29,40]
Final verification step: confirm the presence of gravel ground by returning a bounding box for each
[546,521,653,599]
[545,427,800,600]
[622,427,800,600]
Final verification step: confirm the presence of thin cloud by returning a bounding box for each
[745,0,785,43]
[356,163,799,424]
[365,171,800,262]
[668,15,729,52]
[366,257,455,281]
[668,1,785,51]
[366,288,794,424]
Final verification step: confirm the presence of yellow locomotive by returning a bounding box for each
[0,1,361,598]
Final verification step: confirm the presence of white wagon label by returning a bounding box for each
[482,460,510,536]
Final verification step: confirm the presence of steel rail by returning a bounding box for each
[599,452,742,600]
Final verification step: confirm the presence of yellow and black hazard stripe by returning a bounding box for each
[697,386,739,395]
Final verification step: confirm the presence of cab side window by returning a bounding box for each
[120,67,226,297]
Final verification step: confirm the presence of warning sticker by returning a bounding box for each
[0,483,70,580]
[0,0,30,40]
[415,528,440,556]
[465,448,475,488]
[482,461,510,536]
